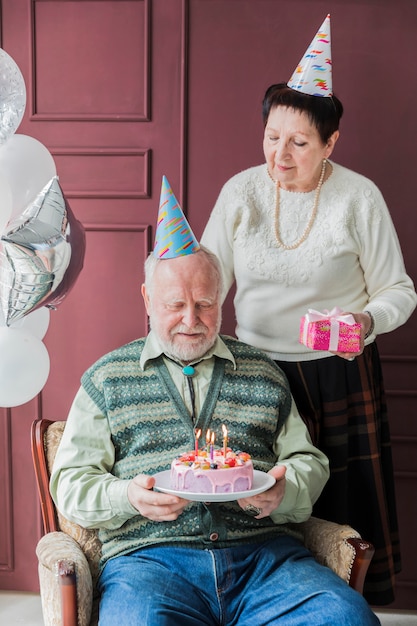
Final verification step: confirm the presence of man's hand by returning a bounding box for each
[128,474,190,521]
[237,464,286,519]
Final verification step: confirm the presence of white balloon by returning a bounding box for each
[9,306,50,340]
[0,48,26,145]
[0,327,50,407]
[0,171,12,233]
[0,134,56,220]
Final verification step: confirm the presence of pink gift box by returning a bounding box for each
[299,308,361,353]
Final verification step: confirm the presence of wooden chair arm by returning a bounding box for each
[36,531,93,626]
[57,560,78,626]
[346,537,375,594]
[293,516,374,594]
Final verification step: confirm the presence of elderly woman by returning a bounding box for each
[201,19,416,605]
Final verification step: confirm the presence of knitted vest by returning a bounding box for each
[81,335,293,569]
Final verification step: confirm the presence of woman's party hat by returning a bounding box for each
[153,175,200,259]
[287,14,332,96]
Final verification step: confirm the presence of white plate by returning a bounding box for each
[153,469,276,502]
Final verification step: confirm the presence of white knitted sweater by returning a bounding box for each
[201,162,417,361]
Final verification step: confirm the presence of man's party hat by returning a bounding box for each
[287,14,332,96]
[153,175,200,259]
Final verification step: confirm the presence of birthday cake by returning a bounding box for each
[170,448,253,494]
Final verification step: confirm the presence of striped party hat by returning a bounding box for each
[287,14,332,96]
[153,175,200,259]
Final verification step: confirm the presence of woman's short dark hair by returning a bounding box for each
[262,83,343,143]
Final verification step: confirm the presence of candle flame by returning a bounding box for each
[222,424,228,437]
[195,428,201,440]
[206,429,211,444]
[211,431,215,444]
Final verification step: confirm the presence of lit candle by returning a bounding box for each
[222,424,228,460]
[206,429,211,455]
[194,428,201,458]
[210,431,215,462]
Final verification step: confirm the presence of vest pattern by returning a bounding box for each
[81,335,293,569]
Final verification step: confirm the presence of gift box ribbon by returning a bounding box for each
[303,307,356,351]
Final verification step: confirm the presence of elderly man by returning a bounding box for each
[50,178,379,625]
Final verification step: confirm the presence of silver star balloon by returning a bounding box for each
[0,176,86,325]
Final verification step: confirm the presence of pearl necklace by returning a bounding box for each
[272,158,327,250]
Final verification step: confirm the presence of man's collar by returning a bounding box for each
[140,330,236,370]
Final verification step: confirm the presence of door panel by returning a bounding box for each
[186,0,417,610]
[0,0,186,591]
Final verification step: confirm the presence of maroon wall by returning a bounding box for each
[0,0,416,610]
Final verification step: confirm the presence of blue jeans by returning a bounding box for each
[98,536,380,625]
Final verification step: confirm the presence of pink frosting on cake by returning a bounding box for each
[171,449,253,493]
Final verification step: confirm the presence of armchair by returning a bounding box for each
[31,418,375,626]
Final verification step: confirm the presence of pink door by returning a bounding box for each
[0,0,187,591]
[185,0,417,611]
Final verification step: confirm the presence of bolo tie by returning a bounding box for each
[182,364,198,423]
[165,357,199,423]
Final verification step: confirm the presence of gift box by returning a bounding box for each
[299,307,361,353]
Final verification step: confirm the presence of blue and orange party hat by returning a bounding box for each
[287,14,332,97]
[153,176,200,259]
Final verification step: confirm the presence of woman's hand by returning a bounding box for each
[128,474,190,521]
[237,465,287,519]
[333,311,373,361]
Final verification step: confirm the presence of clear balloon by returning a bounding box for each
[0,48,26,145]
[0,134,56,220]
[0,171,12,234]
[0,326,50,407]
[0,176,86,325]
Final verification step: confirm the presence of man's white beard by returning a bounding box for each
[150,319,221,364]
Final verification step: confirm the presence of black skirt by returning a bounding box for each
[275,341,400,606]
